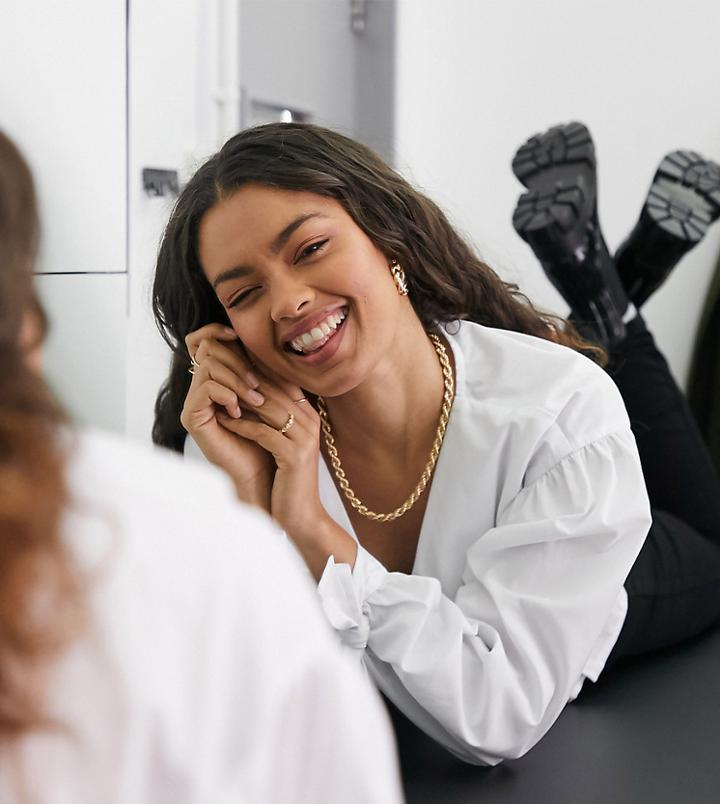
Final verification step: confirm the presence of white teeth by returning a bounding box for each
[289,309,347,354]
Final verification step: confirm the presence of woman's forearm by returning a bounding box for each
[233,470,273,514]
[291,515,358,582]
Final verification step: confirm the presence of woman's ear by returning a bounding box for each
[18,306,44,375]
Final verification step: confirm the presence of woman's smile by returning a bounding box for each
[284,306,349,365]
[284,305,347,354]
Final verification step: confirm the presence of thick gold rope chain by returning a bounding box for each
[317,333,455,522]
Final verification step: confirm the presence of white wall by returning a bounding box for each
[394,0,720,386]
[0,0,128,430]
[0,0,126,275]
[240,0,356,133]
[355,0,397,163]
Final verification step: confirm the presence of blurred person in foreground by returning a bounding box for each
[0,128,403,804]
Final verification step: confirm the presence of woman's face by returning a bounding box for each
[197,184,408,396]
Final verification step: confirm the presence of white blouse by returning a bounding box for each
[9,430,403,804]
[316,321,652,766]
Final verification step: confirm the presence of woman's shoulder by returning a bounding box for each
[67,427,236,504]
[447,318,603,374]
[43,429,392,801]
[62,428,298,582]
[444,321,629,447]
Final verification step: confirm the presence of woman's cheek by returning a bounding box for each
[233,316,273,362]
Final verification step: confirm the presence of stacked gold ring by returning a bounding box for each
[279,412,295,435]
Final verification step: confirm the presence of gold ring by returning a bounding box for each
[189,354,200,375]
[279,412,295,435]
[293,397,308,403]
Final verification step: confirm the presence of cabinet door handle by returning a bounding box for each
[142,168,179,197]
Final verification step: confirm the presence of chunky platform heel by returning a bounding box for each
[511,122,628,350]
[615,151,720,307]
[512,121,596,191]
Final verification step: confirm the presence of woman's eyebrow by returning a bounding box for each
[270,212,329,254]
[212,265,253,290]
[212,212,330,289]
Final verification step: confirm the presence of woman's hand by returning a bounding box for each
[184,323,357,576]
[182,324,275,509]
[214,363,323,535]
[216,361,358,578]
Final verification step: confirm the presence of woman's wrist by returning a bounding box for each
[290,514,358,581]
[232,472,273,513]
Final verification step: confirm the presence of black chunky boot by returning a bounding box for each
[511,122,629,350]
[615,151,720,307]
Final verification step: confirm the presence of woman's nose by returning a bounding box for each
[269,275,315,322]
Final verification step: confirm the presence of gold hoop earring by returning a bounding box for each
[390,259,409,296]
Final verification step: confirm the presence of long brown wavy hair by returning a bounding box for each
[0,130,82,744]
[152,122,603,451]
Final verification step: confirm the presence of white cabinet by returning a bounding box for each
[0,0,126,274]
[35,273,127,432]
[2,0,238,438]
[1,0,128,432]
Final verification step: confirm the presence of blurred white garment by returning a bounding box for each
[316,321,652,765]
[6,430,402,804]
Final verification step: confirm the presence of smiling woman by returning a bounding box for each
[151,122,720,766]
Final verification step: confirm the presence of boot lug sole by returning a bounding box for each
[647,150,720,241]
[512,122,596,193]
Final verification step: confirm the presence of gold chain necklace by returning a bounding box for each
[317,333,455,523]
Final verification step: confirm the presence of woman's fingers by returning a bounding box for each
[199,355,315,433]
[217,412,312,464]
[193,358,311,437]
[243,357,317,428]
[185,326,267,413]
[185,325,318,433]
[187,324,261,390]
[182,379,241,430]
[247,353,306,403]
[199,356,267,410]
[194,339,259,389]
[248,383,320,437]
[185,323,238,358]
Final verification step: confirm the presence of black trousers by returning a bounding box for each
[605,314,720,664]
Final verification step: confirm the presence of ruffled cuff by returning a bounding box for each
[317,545,388,652]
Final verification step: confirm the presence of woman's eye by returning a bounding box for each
[227,287,259,308]
[297,239,328,262]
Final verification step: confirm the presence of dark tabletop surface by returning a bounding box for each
[391,624,720,804]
